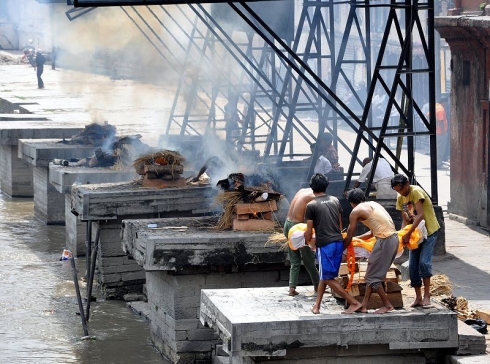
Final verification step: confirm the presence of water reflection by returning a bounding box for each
[0,195,168,364]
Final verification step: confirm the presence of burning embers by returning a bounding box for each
[133,150,187,188]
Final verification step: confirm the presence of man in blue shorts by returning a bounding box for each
[304,173,362,314]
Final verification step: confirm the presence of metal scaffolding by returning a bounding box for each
[67,0,438,202]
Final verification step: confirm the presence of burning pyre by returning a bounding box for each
[214,172,283,231]
[53,122,151,170]
[133,150,186,181]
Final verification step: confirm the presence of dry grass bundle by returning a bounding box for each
[265,232,288,251]
[430,273,452,297]
[214,191,243,230]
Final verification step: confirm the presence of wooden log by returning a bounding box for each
[235,200,277,215]
[352,291,404,309]
[475,310,490,325]
[145,171,182,180]
[141,178,187,188]
[338,262,359,276]
[232,218,275,231]
[262,211,272,220]
[143,164,184,175]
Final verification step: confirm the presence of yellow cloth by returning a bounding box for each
[287,223,315,250]
[395,185,440,235]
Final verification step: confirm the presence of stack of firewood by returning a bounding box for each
[232,200,278,231]
[334,262,404,309]
[133,150,187,188]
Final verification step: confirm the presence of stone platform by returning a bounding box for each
[49,164,138,256]
[121,215,293,364]
[70,182,220,299]
[18,138,98,224]
[0,120,84,197]
[200,286,459,363]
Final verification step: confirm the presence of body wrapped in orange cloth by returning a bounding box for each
[288,221,427,257]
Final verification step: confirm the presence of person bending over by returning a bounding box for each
[304,173,361,314]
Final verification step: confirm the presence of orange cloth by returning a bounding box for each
[342,224,421,254]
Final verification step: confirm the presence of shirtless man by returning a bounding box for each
[283,187,320,296]
[304,174,361,314]
[344,188,399,314]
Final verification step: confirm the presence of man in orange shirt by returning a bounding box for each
[426,97,449,168]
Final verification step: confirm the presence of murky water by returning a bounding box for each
[0,195,168,364]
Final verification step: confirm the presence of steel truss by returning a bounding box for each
[67,0,438,202]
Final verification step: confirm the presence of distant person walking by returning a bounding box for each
[34,50,46,89]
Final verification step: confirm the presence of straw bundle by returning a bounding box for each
[265,232,288,251]
[214,191,243,230]
[132,150,186,175]
[429,273,452,297]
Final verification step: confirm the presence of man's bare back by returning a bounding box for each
[287,188,316,222]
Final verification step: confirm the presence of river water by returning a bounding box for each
[0,194,168,364]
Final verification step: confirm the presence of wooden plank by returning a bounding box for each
[232,218,275,231]
[338,262,359,276]
[262,211,272,220]
[141,178,187,188]
[236,214,250,220]
[475,310,490,325]
[143,164,184,175]
[235,200,277,215]
[353,291,404,309]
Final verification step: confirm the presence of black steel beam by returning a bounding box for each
[74,0,267,6]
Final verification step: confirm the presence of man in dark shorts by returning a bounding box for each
[344,188,399,314]
[304,173,362,314]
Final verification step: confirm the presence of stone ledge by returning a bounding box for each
[446,354,490,364]
[447,213,478,226]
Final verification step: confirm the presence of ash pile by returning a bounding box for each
[53,121,151,169]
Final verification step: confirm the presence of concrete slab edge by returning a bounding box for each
[446,354,490,363]
[447,213,478,226]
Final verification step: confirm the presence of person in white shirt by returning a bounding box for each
[310,143,333,177]
[353,157,397,199]
[314,154,332,176]
[303,143,333,177]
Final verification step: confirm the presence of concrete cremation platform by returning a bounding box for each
[18,138,99,225]
[71,182,219,299]
[200,286,460,364]
[0,119,84,197]
[121,215,294,364]
[49,163,138,256]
